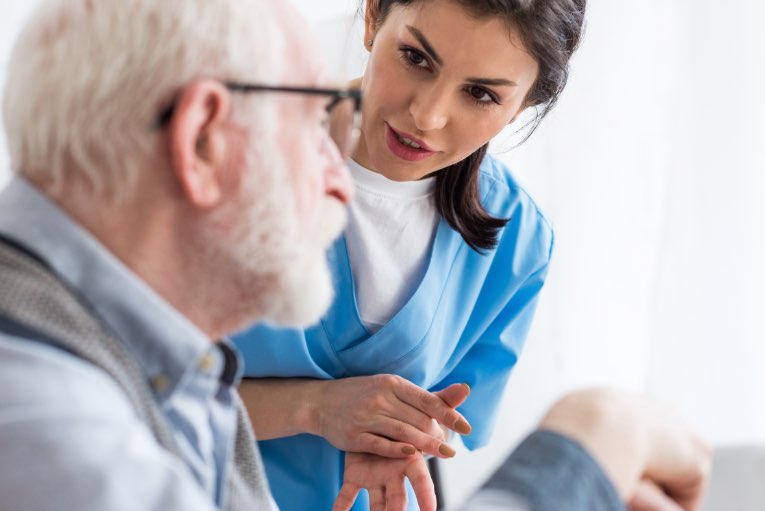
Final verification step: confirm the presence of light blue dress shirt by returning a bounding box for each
[234,154,554,511]
[0,178,251,510]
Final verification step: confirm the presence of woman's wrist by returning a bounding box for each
[239,378,330,440]
[297,378,329,437]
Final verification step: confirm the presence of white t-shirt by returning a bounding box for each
[345,159,440,333]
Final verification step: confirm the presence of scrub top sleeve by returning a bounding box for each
[435,259,551,450]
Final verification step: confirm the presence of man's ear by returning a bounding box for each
[364,0,382,53]
[168,79,231,209]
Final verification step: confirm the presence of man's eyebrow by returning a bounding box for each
[465,77,518,87]
[406,26,442,66]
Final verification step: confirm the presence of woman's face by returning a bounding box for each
[353,0,539,181]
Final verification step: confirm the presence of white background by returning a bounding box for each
[3,1,764,508]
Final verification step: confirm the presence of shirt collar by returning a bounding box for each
[0,177,241,399]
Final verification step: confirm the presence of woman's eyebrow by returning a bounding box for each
[406,25,443,66]
[466,77,518,87]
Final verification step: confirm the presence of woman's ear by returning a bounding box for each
[167,79,231,209]
[364,0,382,53]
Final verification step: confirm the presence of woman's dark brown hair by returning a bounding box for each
[369,0,586,252]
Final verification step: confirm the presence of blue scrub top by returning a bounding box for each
[233,154,553,511]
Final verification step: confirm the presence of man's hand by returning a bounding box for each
[629,478,706,511]
[539,388,711,511]
[332,451,435,511]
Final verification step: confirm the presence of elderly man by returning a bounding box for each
[0,0,357,509]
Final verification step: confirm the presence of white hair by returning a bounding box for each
[2,0,283,198]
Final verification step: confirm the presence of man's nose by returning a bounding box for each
[322,138,355,204]
[409,85,449,132]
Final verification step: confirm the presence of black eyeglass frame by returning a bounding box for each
[154,82,363,129]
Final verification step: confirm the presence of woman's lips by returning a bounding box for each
[385,123,437,162]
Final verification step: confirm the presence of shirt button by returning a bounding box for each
[197,353,216,373]
[151,374,170,393]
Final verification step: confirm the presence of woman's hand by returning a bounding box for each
[240,375,470,459]
[332,451,435,511]
[311,375,471,459]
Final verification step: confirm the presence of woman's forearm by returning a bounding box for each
[238,378,325,440]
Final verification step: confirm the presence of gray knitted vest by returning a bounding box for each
[0,239,274,510]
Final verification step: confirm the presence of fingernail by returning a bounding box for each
[438,443,456,458]
[455,419,472,435]
[461,383,471,394]
[402,445,416,455]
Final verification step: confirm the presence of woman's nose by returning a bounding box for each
[409,86,449,132]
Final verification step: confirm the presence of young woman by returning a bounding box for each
[234,1,586,510]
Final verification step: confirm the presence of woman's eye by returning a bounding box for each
[403,48,429,69]
[467,86,498,104]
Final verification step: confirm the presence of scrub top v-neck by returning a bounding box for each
[343,158,440,334]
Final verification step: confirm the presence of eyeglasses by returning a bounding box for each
[155,82,363,160]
